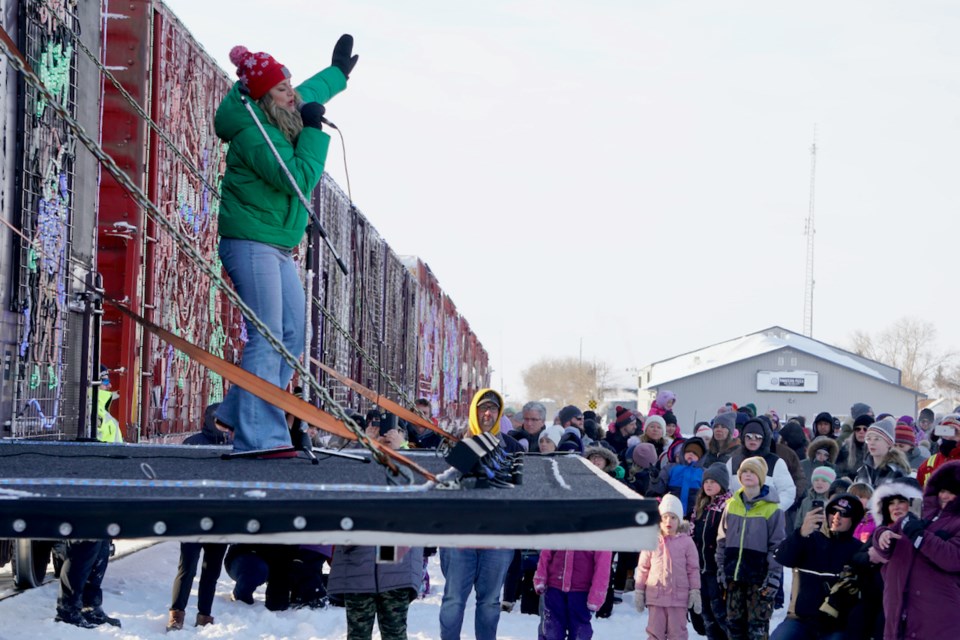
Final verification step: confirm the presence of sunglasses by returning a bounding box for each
[826,508,851,518]
[853,427,868,432]
[744,433,764,441]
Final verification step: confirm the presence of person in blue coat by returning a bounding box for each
[653,437,707,517]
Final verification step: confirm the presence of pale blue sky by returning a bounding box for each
[162,0,960,401]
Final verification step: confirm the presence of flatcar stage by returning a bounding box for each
[0,441,658,550]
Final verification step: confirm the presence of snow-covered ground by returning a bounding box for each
[0,541,789,638]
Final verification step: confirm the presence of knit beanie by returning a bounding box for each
[742,419,765,438]
[644,415,666,431]
[695,423,713,442]
[741,403,757,418]
[229,46,291,100]
[631,442,658,468]
[812,465,837,484]
[663,411,678,426]
[853,414,875,429]
[613,405,636,430]
[712,411,737,431]
[682,437,706,461]
[895,422,916,447]
[737,455,768,483]
[539,425,564,447]
[557,405,582,425]
[659,493,684,521]
[919,408,936,423]
[897,415,914,427]
[867,417,896,447]
[702,462,730,493]
[850,402,872,421]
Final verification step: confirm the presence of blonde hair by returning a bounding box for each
[258,89,304,142]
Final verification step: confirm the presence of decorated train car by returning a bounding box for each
[0,0,489,444]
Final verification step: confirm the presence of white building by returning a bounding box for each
[638,326,925,429]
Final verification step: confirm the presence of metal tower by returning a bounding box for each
[802,129,817,337]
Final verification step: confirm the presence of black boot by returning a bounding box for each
[55,608,98,629]
[82,606,122,627]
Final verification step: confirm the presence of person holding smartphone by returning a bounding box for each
[917,414,960,487]
[771,493,865,640]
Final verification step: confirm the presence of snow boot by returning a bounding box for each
[195,613,214,627]
[83,606,121,627]
[55,608,97,629]
[166,609,185,631]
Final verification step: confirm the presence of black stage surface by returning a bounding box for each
[0,441,658,550]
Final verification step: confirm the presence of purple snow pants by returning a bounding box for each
[539,587,593,640]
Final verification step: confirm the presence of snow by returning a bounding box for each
[0,540,790,639]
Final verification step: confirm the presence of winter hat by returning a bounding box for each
[853,414,875,429]
[712,411,737,431]
[583,410,598,423]
[682,437,706,461]
[737,456,768,483]
[897,415,914,427]
[927,460,960,497]
[658,493,684,521]
[557,405,583,425]
[644,415,666,431]
[539,425,564,447]
[583,419,600,441]
[812,466,837,484]
[613,406,636,429]
[866,417,896,447]
[919,408,936,423]
[876,413,893,422]
[695,423,713,442]
[703,462,730,493]
[631,442,659,469]
[663,411,678,427]
[850,402,872,420]
[742,419,765,438]
[741,403,758,418]
[895,422,916,447]
[825,492,866,527]
[779,421,807,451]
[655,390,676,407]
[229,46,291,100]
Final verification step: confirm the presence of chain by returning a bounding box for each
[310,296,413,405]
[0,33,390,468]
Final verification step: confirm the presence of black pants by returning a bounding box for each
[613,551,639,590]
[170,542,228,615]
[57,540,111,613]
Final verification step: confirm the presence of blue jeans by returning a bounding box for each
[770,617,845,640]
[216,238,305,452]
[439,548,513,640]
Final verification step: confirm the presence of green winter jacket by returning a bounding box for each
[215,66,347,249]
[715,485,786,588]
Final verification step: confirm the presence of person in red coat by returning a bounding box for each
[873,460,960,639]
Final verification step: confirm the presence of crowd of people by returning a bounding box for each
[56,385,960,640]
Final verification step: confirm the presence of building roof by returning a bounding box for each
[643,326,906,390]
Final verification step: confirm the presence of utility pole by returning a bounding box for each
[803,127,818,338]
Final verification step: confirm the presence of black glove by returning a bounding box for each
[332,34,359,78]
[902,516,928,543]
[299,102,326,129]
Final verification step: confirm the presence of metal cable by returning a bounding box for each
[0,35,390,468]
[43,0,417,414]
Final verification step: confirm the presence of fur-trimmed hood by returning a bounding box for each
[869,478,924,525]
[584,445,619,473]
[806,436,840,464]
[923,460,960,518]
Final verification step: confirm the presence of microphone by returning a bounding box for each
[297,99,338,130]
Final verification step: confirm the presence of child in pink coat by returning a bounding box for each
[533,549,612,640]
[636,493,702,640]
[649,390,677,417]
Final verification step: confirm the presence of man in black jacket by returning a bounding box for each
[770,492,865,640]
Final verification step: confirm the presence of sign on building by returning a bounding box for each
[756,370,819,393]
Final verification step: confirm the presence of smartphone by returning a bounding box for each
[811,499,824,511]
[934,424,957,437]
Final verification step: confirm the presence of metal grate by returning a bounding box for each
[140,5,235,438]
[10,0,81,438]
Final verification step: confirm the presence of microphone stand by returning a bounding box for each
[237,91,349,276]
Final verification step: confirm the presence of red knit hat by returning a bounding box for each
[894,422,915,447]
[229,45,290,100]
